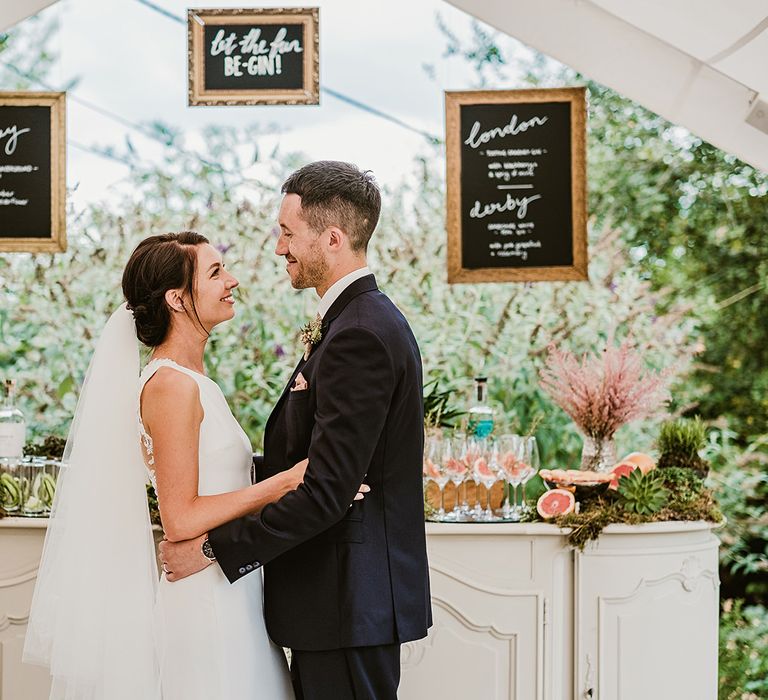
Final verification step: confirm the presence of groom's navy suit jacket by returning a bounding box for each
[209,275,432,651]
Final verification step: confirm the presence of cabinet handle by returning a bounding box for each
[583,653,595,698]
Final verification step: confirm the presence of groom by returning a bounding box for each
[160,161,432,698]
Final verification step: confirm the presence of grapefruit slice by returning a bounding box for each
[423,457,440,478]
[622,452,656,474]
[536,488,576,519]
[473,457,494,478]
[609,462,637,489]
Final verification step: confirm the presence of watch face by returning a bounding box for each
[202,539,215,560]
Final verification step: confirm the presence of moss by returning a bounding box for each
[658,466,704,492]
[554,497,623,550]
[551,472,722,550]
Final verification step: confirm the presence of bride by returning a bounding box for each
[24,232,366,699]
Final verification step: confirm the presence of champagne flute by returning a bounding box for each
[496,434,521,519]
[444,436,469,521]
[423,435,449,520]
[519,436,541,514]
[451,433,477,519]
[507,448,526,522]
[471,438,501,521]
[463,436,487,518]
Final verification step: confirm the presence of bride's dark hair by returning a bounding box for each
[122,231,209,347]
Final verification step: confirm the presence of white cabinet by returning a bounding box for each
[0,519,51,700]
[574,523,720,700]
[0,519,720,700]
[400,521,720,700]
[401,523,573,700]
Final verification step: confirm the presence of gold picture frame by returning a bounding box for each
[0,92,66,253]
[188,7,320,106]
[446,87,587,283]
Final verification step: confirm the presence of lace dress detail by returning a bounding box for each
[138,358,177,490]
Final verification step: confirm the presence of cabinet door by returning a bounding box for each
[0,527,51,700]
[574,531,719,700]
[400,566,545,700]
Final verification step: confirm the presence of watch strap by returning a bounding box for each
[201,536,216,562]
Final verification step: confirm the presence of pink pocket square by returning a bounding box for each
[290,373,308,392]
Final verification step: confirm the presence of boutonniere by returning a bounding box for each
[299,314,323,360]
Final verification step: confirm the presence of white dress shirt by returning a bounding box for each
[317,266,372,319]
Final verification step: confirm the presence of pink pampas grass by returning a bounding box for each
[539,340,671,440]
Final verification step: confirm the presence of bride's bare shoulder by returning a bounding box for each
[141,367,201,422]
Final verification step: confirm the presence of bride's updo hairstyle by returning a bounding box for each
[122,231,209,347]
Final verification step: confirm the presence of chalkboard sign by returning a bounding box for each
[0,92,66,253]
[446,88,587,282]
[188,8,319,106]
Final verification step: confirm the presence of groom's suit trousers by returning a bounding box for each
[290,644,400,700]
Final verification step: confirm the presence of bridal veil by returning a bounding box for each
[23,303,161,699]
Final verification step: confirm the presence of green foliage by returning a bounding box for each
[656,467,721,523]
[146,485,161,527]
[617,468,669,515]
[0,122,701,464]
[708,428,768,602]
[434,20,768,437]
[586,82,768,438]
[719,600,768,700]
[434,14,768,628]
[657,417,709,474]
[24,435,66,459]
[0,125,302,446]
[0,14,59,89]
[657,466,704,492]
[423,379,464,429]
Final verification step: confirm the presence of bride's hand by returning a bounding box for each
[286,458,309,489]
[285,459,370,503]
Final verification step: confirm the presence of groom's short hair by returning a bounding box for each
[281,161,381,253]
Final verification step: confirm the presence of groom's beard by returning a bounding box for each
[290,243,329,290]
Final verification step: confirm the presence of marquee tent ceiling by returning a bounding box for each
[0,1,58,33]
[446,0,768,174]
[5,1,768,173]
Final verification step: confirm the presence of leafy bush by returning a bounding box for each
[433,18,768,438]
[719,600,768,700]
[708,428,768,603]
[0,127,701,462]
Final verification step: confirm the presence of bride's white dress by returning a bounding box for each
[138,358,294,700]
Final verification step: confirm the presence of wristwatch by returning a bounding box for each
[201,535,216,563]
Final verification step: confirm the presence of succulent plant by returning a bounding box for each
[656,417,709,476]
[618,468,670,515]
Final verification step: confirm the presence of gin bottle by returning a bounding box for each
[0,379,26,459]
[467,376,494,438]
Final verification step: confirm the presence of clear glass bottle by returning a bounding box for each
[0,379,26,459]
[467,376,494,438]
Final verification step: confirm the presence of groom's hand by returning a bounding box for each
[158,533,211,582]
